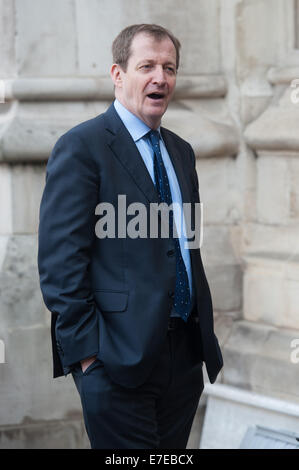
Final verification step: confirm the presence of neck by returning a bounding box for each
[115,96,161,130]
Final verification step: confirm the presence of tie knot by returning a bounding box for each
[147,130,160,148]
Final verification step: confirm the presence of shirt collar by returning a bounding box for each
[114,99,161,142]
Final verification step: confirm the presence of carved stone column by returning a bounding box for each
[200,0,299,449]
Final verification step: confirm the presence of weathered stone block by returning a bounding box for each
[0,417,89,449]
[200,383,299,449]
[289,157,299,219]
[15,0,77,76]
[205,264,242,313]
[243,255,299,330]
[197,157,239,224]
[0,163,46,234]
[222,320,299,403]
[12,164,46,233]
[0,235,47,329]
[0,325,81,426]
[245,88,299,151]
[75,0,221,76]
[187,402,206,449]
[256,154,290,224]
[201,225,242,266]
[0,0,16,77]
[0,165,12,233]
[243,222,299,260]
[236,0,283,83]
[0,102,111,161]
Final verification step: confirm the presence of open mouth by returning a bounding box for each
[147,93,165,100]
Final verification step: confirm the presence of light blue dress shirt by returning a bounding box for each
[113,99,194,314]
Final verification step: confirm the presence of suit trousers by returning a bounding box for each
[71,316,204,449]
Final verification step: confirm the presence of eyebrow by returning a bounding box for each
[136,60,176,67]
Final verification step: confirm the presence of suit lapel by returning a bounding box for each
[103,103,192,205]
[104,103,159,204]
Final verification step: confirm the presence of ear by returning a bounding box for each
[110,63,124,89]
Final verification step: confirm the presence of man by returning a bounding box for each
[38,23,223,449]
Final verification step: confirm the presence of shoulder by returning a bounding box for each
[47,114,106,174]
[50,110,109,169]
[58,101,119,145]
[59,112,106,145]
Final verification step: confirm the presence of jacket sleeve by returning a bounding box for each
[38,132,100,368]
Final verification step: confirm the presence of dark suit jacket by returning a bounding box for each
[38,102,223,388]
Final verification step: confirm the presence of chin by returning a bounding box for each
[147,104,167,116]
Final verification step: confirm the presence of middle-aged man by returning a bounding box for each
[38,23,223,449]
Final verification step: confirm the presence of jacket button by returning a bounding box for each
[56,341,63,355]
[167,249,175,257]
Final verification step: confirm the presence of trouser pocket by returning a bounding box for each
[72,358,103,377]
[82,359,103,376]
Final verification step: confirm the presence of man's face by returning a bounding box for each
[111,33,177,129]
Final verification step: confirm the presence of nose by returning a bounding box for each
[152,65,167,85]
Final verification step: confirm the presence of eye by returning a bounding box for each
[165,66,176,74]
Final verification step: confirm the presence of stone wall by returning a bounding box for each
[0,0,298,448]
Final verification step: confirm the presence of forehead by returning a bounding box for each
[129,33,176,64]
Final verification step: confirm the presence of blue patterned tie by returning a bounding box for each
[147,130,191,322]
